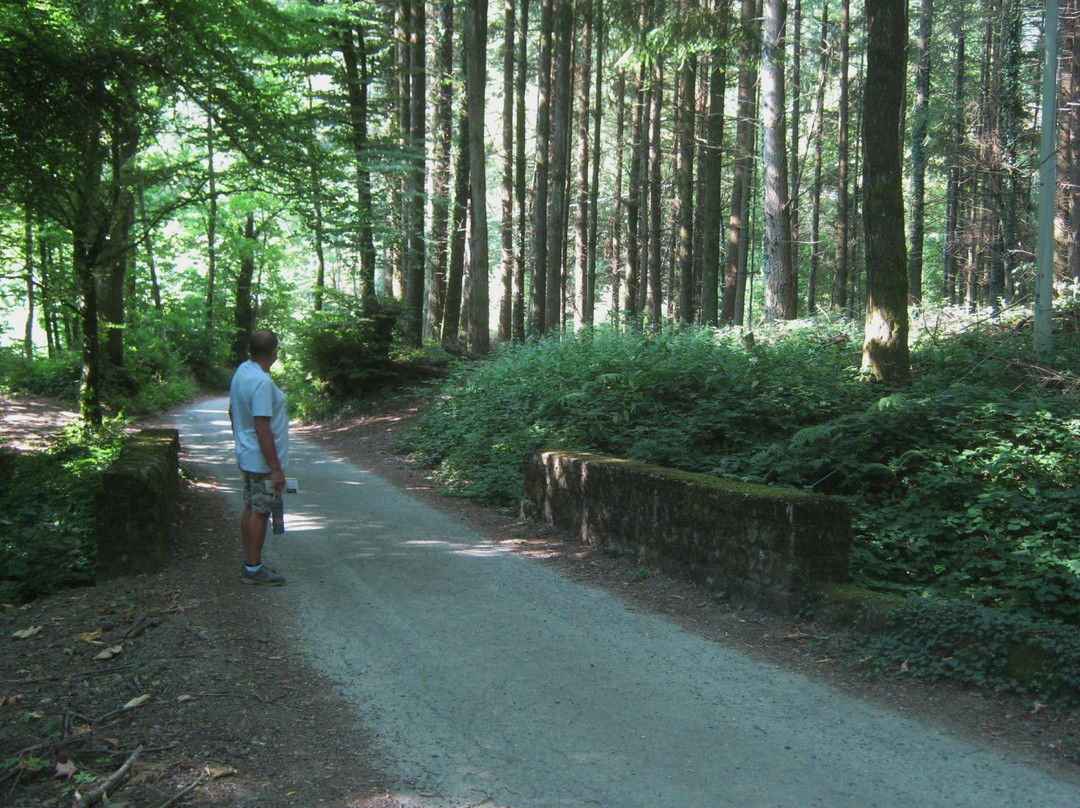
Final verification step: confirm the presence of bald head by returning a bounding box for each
[249,329,279,360]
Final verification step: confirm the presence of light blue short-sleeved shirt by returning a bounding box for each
[229,359,289,473]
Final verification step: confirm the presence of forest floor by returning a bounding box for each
[2,393,1080,807]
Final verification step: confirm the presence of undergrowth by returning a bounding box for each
[401,311,1080,627]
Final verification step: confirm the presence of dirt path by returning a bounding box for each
[3,394,1080,807]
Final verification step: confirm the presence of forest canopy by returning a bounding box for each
[0,0,1075,420]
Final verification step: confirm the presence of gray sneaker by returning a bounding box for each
[241,565,286,586]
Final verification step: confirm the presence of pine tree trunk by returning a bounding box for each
[442,99,470,351]
[700,41,726,327]
[625,64,646,325]
[762,0,797,320]
[808,6,829,314]
[907,0,932,305]
[612,69,628,329]
[499,0,516,341]
[403,0,427,344]
[943,27,966,303]
[530,0,555,335]
[862,0,910,383]
[574,0,593,330]
[514,0,530,341]
[722,0,758,324]
[464,0,489,354]
[789,0,802,281]
[339,25,377,310]
[587,1,604,328]
[647,57,664,326]
[429,0,454,333]
[545,0,573,332]
[834,0,850,313]
[676,40,697,326]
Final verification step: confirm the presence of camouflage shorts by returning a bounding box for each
[241,471,274,514]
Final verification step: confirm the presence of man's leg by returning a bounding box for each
[241,505,270,566]
[239,471,284,585]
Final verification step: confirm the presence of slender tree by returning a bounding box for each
[862,0,909,382]
[907,0,933,305]
[464,0,489,354]
[530,0,555,334]
[762,0,797,320]
[500,0,516,340]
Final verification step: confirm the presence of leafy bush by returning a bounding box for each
[0,348,81,401]
[851,598,1080,705]
[290,293,399,412]
[0,420,125,604]
[400,324,867,502]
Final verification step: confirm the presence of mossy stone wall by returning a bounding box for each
[94,428,180,580]
[522,450,851,614]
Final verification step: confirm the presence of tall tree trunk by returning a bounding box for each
[625,63,646,326]
[574,0,594,330]
[586,0,605,328]
[530,0,555,335]
[101,200,132,369]
[429,0,454,333]
[676,39,697,326]
[789,0,802,281]
[545,0,573,332]
[701,36,727,326]
[862,0,910,383]
[647,57,664,326]
[464,0,490,354]
[834,0,850,313]
[500,0,516,341]
[205,109,218,335]
[340,25,378,310]
[514,0,530,341]
[403,0,427,343]
[136,186,162,312]
[442,98,470,351]
[612,69,628,329]
[101,117,139,369]
[722,0,759,324]
[233,212,257,365]
[1068,0,1080,285]
[23,208,34,359]
[943,26,966,303]
[998,0,1021,302]
[762,0,796,320]
[907,0,933,305]
[808,6,829,314]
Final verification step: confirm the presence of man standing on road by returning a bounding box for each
[228,328,289,586]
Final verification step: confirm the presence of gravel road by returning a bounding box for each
[175,398,1080,808]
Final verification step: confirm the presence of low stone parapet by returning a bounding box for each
[522,450,851,614]
[94,428,180,580]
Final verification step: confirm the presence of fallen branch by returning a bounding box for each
[74,745,142,808]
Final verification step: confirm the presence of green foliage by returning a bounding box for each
[850,598,1080,706]
[0,322,198,415]
[0,348,81,401]
[403,315,1080,630]
[0,420,125,604]
[288,294,400,416]
[400,323,867,503]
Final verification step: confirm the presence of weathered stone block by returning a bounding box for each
[94,428,180,580]
[522,450,850,614]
